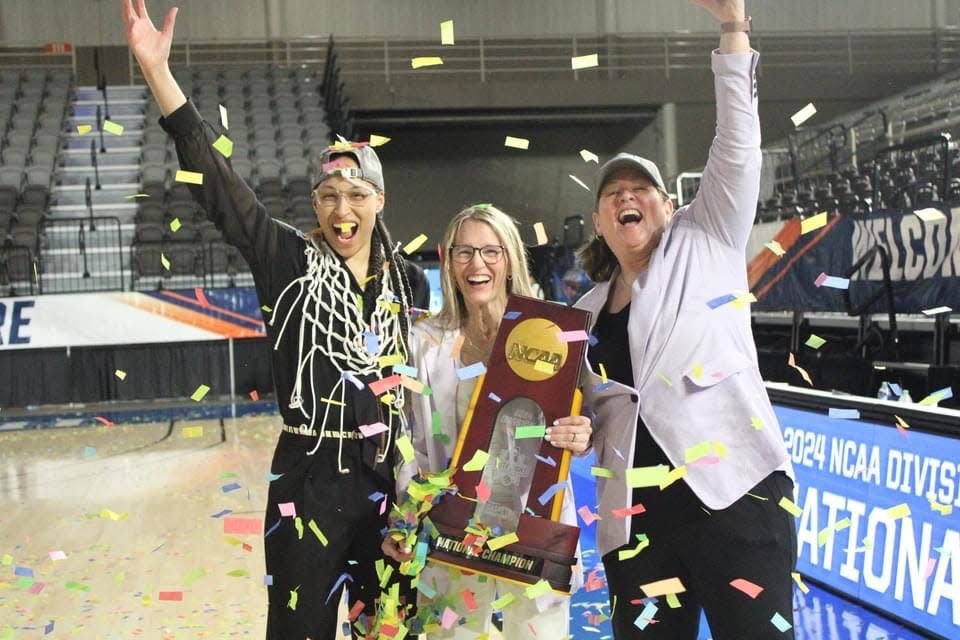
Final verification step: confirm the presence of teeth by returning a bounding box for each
[335,222,358,237]
[467,276,490,284]
[618,210,642,224]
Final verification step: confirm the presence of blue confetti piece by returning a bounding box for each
[613,447,625,460]
[393,364,418,377]
[14,566,34,578]
[265,472,283,482]
[828,408,860,420]
[931,386,954,400]
[342,622,352,637]
[888,382,903,397]
[341,371,364,390]
[324,572,354,604]
[488,392,501,403]
[820,276,850,289]
[537,481,566,506]
[593,381,614,392]
[264,519,282,538]
[634,601,658,630]
[534,454,557,467]
[83,446,96,458]
[588,334,599,347]
[263,574,273,586]
[456,361,486,380]
[44,621,54,635]
[368,491,386,502]
[417,580,436,599]
[770,611,792,632]
[364,331,379,354]
[210,509,233,519]
[706,294,737,309]
[221,482,241,493]
[503,311,521,320]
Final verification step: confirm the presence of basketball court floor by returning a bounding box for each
[0,408,934,639]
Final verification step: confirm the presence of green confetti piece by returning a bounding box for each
[431,411,443,436]
[261,305,272,313]
[102,120,124,135]
[169,217,182,233]
[491,592,515,610]
[462,449,489,472]
[625,464,669,488]
[161,253,171,270]
[590,466,614,478]
[1,554,12,565]
[190,384,210,402]
[308,520,328,546]
[515,424,546,439]
[65,580,91,591]
[805,334,827,349]
[16,576,34,589]
[184,568,206,586]
[294,516,304,540]
[524,579,552,599]
[212,134,234,158]
[2,625,13,640]
[378,564,394,588]
[288,588,298,610]
[220,471,239,479]
[114,571,125,584]
[666,592,681,608]
[227,569,249,577]
[779,496,803,517]
[396,433,415,464]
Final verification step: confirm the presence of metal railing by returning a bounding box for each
[40,217,125,294]
[129,28,960,84]
[0,42,75,74]
[0,244,39,296]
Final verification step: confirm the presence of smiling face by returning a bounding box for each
[450,219,510,313]
[312,156,384,260]
[592,167,674,269]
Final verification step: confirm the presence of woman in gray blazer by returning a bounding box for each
[575,0,796,638]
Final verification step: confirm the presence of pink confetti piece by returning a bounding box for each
[159,591,183,601]
[359,422,389,438]
[557,329,589,343]
[441,606,460,629]
[578,505,600,526]
[48,550,67,561]
[476,479,491,503]
[924,558,937,580]
[730,578,764,599]
[368,375,402,396]
[611,503,647,518]
[278,502,296,517]
[223,517,262,535]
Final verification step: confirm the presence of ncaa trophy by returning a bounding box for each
[427,294,591,593]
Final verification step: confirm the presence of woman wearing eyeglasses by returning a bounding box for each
[123,2,429,638]
[381,204,590,638]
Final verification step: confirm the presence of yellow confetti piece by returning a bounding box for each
[491,592,516,611]
[626,464,669,488]
[658,465,687,489]
[765,240,786,256]
[462,449,490,472]
[894,415,910,429]
[190,384,210,402]
[369,134,391,147]
[320,397,345,407]
[666,592,682,608]
[805,334,826,349]
[691,363,702,380]
[533,221,548,246]
[403,233,428,254]
[640,577,686,598]
[379,353,404,367]
[524,579,552,599]
[790,102,817,127]
[175,169,204,185]
[800,211,828,235]
[294,517,304,540]
[930,498,953,516]
[569,174,591,191]
[169,217,181,233]
[656,371,673,387]
[779,496,803,517]
[212,134,234,158]
[571,53,599,69]
[488,532,519,551]
[504,136,530,150]
[181,426,203,438]
[114,369,127,380]
[750,416,765,430]
[533,359,554,374]
[618,535,650,560]
[591,466,614,478]
[886,503,911,520]
[440,19,455,45]
[288,588,298,610]
[160,253,171,270]
[99,508,128,521]
[308,519,329,546]
[599,363,608,385]
[791,572,809,594]
[580,149,599,163]
[411,56,443,69]
[124,193,150,199]
[396,433,415,464]
[77,124,92,135]
[261,305,272,313]
[102,120,124,136]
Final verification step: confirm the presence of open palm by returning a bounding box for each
[122,0,178,74]
[689,0,745,23]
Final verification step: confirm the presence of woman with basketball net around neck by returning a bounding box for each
[123,1,430,638]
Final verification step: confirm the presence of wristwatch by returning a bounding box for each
[721,16,752,33]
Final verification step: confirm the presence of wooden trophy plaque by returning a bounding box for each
[427,294,591,593]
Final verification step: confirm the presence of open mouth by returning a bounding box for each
[334,222,359,241]
[465,275,491,288]
[618,209,643,225]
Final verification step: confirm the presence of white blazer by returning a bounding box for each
[575,50,793,557]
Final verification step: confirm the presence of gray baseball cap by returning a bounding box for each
[594,153,666,201]
[313,142,385,192]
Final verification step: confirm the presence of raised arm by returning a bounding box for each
[123,0,186,116]
[686,0,761,250]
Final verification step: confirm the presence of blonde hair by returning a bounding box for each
[434,205,535,330]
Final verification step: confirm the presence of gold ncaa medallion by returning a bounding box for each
[504,318,568,382]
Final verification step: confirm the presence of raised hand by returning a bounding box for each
[689,0,746,23]
[123,0,179,76]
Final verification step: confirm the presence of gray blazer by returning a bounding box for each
[575,50,793,557]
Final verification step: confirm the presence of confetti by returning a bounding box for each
[175,169,204,185]
[221,482,242,493]
[191,384,211,401]
[278,502,296,517]
[411,56,443,69]
[591,466,614,478]
[765,240,786,256]
[491,592,515,610]
[308,519,329,546]
[504,136,530,150]
[814,272,850,289]
[359,422,389,438]
[476,479,491,503]
[571,53,599,69]
[790,102,817,127]
[462,449,490,472]
[114,368,127,380]
[181,426,203,438]
[396,433,415,463]
[440,19,455,45]
[515,424,546,439]
[76,124,92,135]
[569,174,591,191]
[219,104,229,129]
[369,134,391,147]
[771,611,793,632]
[919,386,953,406]
[403,233,429,254]
[578,505,600,526]
[805,334,826,349]
[533,222,548,246]
[525,579,553,598]
[102,120,124,135]
[640,577,685,598]
[828,408,860,419]
[921,306,952,316]
[787,352,813,386]
[611,503,647,518]
[791,572,809,594]
[158,591,183,601]
[503,311,522,320]
[800,211,828,234]
[729,578,764,599]
[634,601,658,630]
[537,481,566,506]
[223,517,261,534]
[914,207,947,222]
[580,149,599,163]
[487,532,519,551]
[161,253,171,270]
[779,496,803,517]
[212,134,234,158]
[456,361,486,380]
[625,464,669,488]
[886,503,911,520]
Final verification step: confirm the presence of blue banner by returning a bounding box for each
[778,404,960,637]
[754,204,960,312]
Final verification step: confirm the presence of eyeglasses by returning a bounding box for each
[449,244,505,265]
[312,187,375,209]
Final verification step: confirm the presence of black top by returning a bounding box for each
[587,302,702,539]
[160,100,430,477]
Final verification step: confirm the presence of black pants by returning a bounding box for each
[263,434,395,640]
[604,472,797,640]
